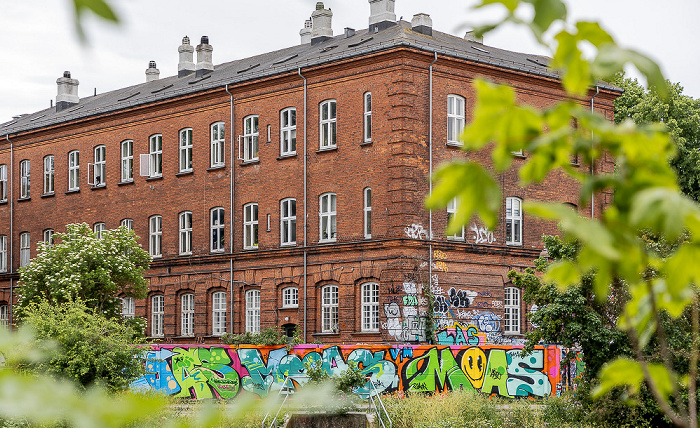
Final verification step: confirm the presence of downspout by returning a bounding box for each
[225,84,235,333]
[428,52,438,339]
[6,135,13,326]
[298,67,308,342]
[590,85,599,218]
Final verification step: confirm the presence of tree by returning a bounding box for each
[16,223,151,320]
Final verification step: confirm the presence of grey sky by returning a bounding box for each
[2,0,698,123]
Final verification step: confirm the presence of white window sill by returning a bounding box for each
[506,242,523,246]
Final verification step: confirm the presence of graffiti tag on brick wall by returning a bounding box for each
[470,224,496,244]
[404,224,428,240]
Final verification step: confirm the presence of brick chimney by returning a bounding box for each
[178,36,195,78]
[311,2,333,45]
[196,36,214,77]
[300,19,312,44]
[146,61,160,82]
[56,71,79,112]
[368,0,396,32]
[411,13,433,36]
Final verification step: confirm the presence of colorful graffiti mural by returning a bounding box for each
[131,344,576,400]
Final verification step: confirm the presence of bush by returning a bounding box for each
[221,326,302,349]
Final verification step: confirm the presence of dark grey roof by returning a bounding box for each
[0,21,619,137]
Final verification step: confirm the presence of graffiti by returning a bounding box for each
[435,322,488,346]
[404,224,427,239]
[402,281,417,294]
[448,287,476,308]
[470,224,496,244]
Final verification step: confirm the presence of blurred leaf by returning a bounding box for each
[72,0,119,42]
[473,0,521,12]
[593,45,668,99]
[630,188,698,240]
[593,358,645,397]
[525,0,567,38]
[575,21,614,47]
[543,259,580,290]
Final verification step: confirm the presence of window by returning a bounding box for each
[282,287,298,308]
[181,293,194,337]
[151,295,164,337]
[121,218,133,231]
[211,122,225,167]
[179,128,193,173]
[243,115,259,161]
[280,198,296,246]
[212,291,227,336]
[0,304,7,330]
[447,94,465,145]
[19,232,30,267]
[245,289,260,333]
[43,155,54,194]
[94,222,106,239]
[506,197,523,245]
[243,203,258,249]
[20,160,30,198]
[447,197,465,240]
[43,229,54,246]
[0,235,6,273]
[121,140,133,182]
[210,207,225,252]
[68,151,79,191]
[93,145,106,186]
[0,164,6,202]
[361,282,379,332]
[321,284,338,333]
[319,193,337,242]
[280,108,296,155]
[149,134,162,177]
[320,100,337,149]
[364,92,372,143]
[149,215,162,257]
[504,287,520,334]
[364,188,372,239]
[179,211,192,255]
[121,296,135,319]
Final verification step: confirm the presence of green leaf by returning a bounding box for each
[593,45,667,99]
[592,357,645,397]
[575,21,614,47]
[473,0,521,12]
[526,0,567,38]
[72,0,119,42]
[630,188,697,240]
[543,260,580,290]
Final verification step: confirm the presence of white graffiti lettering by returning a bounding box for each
[404,224,427,240]
[469,224,496,244]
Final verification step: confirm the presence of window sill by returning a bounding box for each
[506,242,523,247]
[151,254,162,259]
[352,331,381,335]
[179,252,192,256]
[117,180,134,186]
[243,247,259,251]
[146,176,163,182]
[280,305,299,310]
[446,142,463,148]
[207,165,226,171]
[316,146,337,154]
[91,184,106,191]
[41,193,55,199]
[313,332,340,336]
[210,249,226,254]
[277,153,297,160]
[280,242,297,248]
[447,236,465,241]
[503,332,522,336]
[318,239,337,245]
[176,171,193,177]
[17,197,31,202]
[360,141,373,147]
[239,159,260,166]
[0,200,7,205]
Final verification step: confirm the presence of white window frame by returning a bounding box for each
[245,289,260,333]
[212,291,227,336]
[43,155,54,195]
[179,128,193,173]
[0,304,8,330]
[19,232,30,267]
[20,160,30,198]
[68,151,79,191]
[319,192,337,243]
[210,122,225,168]
[181,293,194,337]
[321,284,338,333]
[210,207,225,253]
[0,164,6,202]
[43,229,54,246]
[243,203,258,250]
[149,134,162,178]
[364,188,372,239]
[151,295,164,337]
[94,222,106,239]
[282,287,299,308]
[319,99,337,149]
[363,92,372,143]
[361,282,379,332]
[0,235,6,273]
[447,94,465,146]
[506,197,523,246]
[149,215,162,258]
[121,140,133,182]
[179,211,192,255]
[504,287,521,334]
[93,145,106,186]
[242,115,259,161]
[121,296,135,319]
[447,197,465,240]
[121,218,133,231]
[280,198,296,246]
[280,108,297,156]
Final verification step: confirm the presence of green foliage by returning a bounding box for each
[16,223,151,320]
[71,0,119,42]
[17,300,146,391]
[221,326,302,350]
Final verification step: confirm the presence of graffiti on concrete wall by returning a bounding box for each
[131,344,570,400]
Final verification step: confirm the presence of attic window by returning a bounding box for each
[151,84,174,94]
[471,45,489,54]
[320,45,338,53]
[118,92,141,102]
[348,37,373,48]
[527,58,548,67]
[29,114,46,122]
[189,74,212,84]
[273,54,299,65]
[237,63,260,74]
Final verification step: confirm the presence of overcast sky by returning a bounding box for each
[1,0,698,123]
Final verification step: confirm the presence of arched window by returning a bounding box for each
[321,284,338,333]
[149,134,162,177]
[363,92,372,143]
[447,197,464,240]
[0,235,7,273]
[181,293,194,337]
[319,100,337,148]
[93,145,106,186]
[179,211,192,255]
[68,151,79,191]
[20,159,31,198]
[210,122,225,167]
[361,282,379,332]
[0,303,8,329]
[121,296,135,319]
[504,287,520,334]
[179,128,193,173]
[319,193,337,242]
[364,188,372,239]
[93,222,106,239]
[282,287,298,308]
[243,203,258,249]
[447,94,465,145]
[210,207,225,252]
[245,289,260,333]
[505,197,523,245]
[243,115,259,161]
[280,108,296,156]
[19,232,30,267]
[151,295,164,337]
[121,140,133,182]
[280,198,296,246]
[43,155,54,194]
[212,291,227,336]
[43,229,54,246]
[149,215,162,257]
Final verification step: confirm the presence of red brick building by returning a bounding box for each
[0,1,618,344]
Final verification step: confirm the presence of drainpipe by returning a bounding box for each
[225,84,235,333]
[428,52,438,331]
[298,67,308,342]
[590,85,599,218]
[6,135,13,326]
